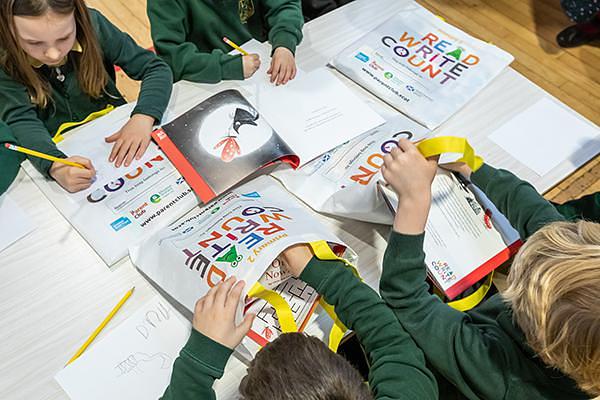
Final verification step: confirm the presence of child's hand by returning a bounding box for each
[280,244,314,277]
[268,47,296,85]
[50,156,96,193]
[192,277,255,350]
[242,54,261,79]
[439,162,473,180]
[105,114,155,168]
[381,138,438,234]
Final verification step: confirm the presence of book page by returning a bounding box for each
[254,68,385,165]
[55,297,191,400]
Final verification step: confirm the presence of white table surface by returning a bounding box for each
[1,1,598,399]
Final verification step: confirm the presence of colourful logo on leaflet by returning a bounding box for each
[384,72,394,79]
[431,260,456,283]
[242,192,261,198]
[150,194,161,204]
[380,31,481,85]
[355,52,369,62]
[111,217,131,231]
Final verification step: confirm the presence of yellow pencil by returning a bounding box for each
[223,36,249,56]
[66,286,135,366]
[4,143,86,169]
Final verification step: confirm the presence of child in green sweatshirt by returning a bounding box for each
[160,244,439,399]
[378,139,600,399]
[0,0,172,193]
[147,0,303,85]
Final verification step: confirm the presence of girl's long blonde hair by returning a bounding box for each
[0,0,108,108]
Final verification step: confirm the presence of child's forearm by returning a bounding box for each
[393,195,431,235]
[471,164,565,239]
[300,258,438,399]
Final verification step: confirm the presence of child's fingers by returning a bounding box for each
[388,146,403,160]
[281,66,292,85]
[225,280,246,311]
[123,142,139,167]
[109,139,123,163]
[397,138,416,153]
[104,131,120,143]
[270,63,281,83]
[72,166,96,180]
[134,139,150,161]
[214,276,236,308]
[70,156,95,173]
[114,140,133,168]
[202,281,221,309]
[235,313,255,337]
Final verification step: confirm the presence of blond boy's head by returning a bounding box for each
[504,220,600,396]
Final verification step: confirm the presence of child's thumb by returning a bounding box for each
[105,132,120,143]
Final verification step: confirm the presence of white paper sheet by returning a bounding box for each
[256,68,385,165]
[489,98,600,176]
[55,297,191,400]
[0,194,35,253]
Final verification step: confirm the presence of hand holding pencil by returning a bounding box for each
[49,156,96,193]
[4,142,96,193]
[223,37,261,79]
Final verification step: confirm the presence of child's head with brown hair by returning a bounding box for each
[239,332,372,400]
[0,0,107,107]
[503,220,600,396]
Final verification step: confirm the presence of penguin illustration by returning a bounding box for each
[214,108,259,162]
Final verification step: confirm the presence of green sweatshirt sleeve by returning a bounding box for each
[0,121,25,194]
[161,329,233,400]
[147,1,243,83]
[263,0,304,54]
[379,232,510,400]
[552,192,600,223]
[0,77,66,177]
[300,258,438,400]
[90,9,172,122]
[470,164,565,239]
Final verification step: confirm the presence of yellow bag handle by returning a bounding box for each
[446,272,494,312]
[53,104,115,143]
[417,136,484,172]
[246,240,355,352]
[247,282,298,333]
[307,240,359,352]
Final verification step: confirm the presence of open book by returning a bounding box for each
[378,170,521,299]
[153,69,384,203]
[330,6,514,129]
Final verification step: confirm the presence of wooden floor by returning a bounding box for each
[87,0,600,203]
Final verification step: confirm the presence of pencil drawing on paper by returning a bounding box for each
[114,352,172,377]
